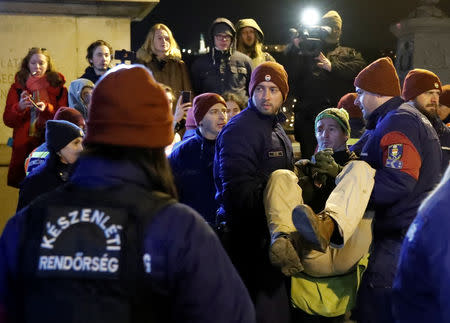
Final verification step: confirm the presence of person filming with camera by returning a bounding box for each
[284,10,366,159]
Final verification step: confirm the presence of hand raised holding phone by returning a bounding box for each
[173,91,192,124]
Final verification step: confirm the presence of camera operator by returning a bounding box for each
[284,10,366,159]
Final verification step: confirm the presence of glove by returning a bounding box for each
[311,149,343,178]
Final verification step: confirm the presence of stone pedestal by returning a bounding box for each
[390,1,450,84]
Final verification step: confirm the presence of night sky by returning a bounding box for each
[131,0,450,62]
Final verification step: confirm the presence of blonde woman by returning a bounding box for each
[136,23,192,103]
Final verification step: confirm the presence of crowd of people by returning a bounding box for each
[1,10,450,323]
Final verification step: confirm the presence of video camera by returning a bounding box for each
[289,25,332,57]
[114,49,136,64]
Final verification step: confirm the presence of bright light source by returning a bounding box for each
[182,49,186,53]
[301,8,320,26]
[187,49,192,54]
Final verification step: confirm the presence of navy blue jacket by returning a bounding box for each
[392,166,450,322]
[191,49,252,98]
[355,98,441,238]
[214,101,293,323]
[169,129,218,225]
[429,115,450,176]
[17,153,71,211]
[214,101,294,229]
[353,98,442,322]
[0,156,255,323]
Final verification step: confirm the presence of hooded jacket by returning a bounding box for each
[68,78,94,119]
[191,18,253,98]
[235,18,275,68]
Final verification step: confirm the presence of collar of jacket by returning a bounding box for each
[195,128,217,145]
[212,47,232,65]
[70,156,150,189]
[428,114,449,136]
[247,99,287,126]
[366,96,404,130]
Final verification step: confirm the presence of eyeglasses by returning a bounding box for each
[214,34,232,41]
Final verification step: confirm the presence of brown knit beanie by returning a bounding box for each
[315,108,350,136]
[85,65,173,148]
[354,57,401,97]
[321,10,342,30]
[337,93,362,119]
[402,68,442,101]
[54,107,85,128]
[193,93,227,126]
[249,61,289,101]
[441,84,450,107]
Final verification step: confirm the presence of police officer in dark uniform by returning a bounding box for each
[0,65,255,323]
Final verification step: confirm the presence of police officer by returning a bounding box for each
[0,65,255,323]
[401,68,450,176]
[292,57,442,322]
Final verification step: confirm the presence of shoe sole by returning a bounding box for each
[292,205,327,252]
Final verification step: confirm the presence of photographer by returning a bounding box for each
[284,10,366,159]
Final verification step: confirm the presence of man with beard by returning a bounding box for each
[235,18,275,68]
[80,40,112,84]
[214,62,293,323]
[284,10,366,159]
[292,57,442,322]
[402,69,450,175]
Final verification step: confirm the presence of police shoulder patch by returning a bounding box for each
[385,144,403,169]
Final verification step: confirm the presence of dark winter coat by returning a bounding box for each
[392,166,450,323]
[191,18,252,98]
[17,153,72,211]
[429,115,450,176]
[353,98,442,322]
[214,100,293,323]
[0,156,256,323]
[169,129,218,225]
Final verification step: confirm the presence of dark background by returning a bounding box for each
[131,0,450,63]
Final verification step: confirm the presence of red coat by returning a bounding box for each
[3,73,68,187]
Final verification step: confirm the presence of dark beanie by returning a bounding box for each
[193,93,227,126]
[441,84,450,107]
[402,68,442,101]
[85,65,174,148]
[337,93,362,119]
[46,120,84,153]
[354,57,401,97]
[315,108,350,136]
[249,61,289,101]
[54,107,85,128]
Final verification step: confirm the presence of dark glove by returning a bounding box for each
[311,148,343,178]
